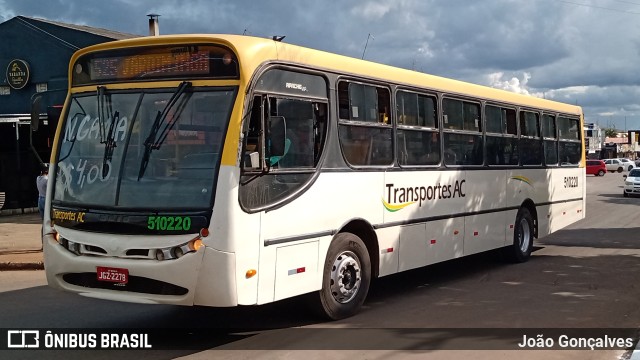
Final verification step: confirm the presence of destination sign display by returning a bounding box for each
[72,44,239,85]
[89,50,210,80]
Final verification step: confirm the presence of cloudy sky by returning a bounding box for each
[2,0,640,130]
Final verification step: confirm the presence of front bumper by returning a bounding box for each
[44,233,238,307]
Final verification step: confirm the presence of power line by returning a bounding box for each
[16,17,80,51]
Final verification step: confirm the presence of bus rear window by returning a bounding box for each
[72,44,239,85]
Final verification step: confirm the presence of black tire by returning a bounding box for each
[597,170,605,176]
[504,207,534,263]
[624,191,629,198]
[618,167,623,173]
[312,233,371,320]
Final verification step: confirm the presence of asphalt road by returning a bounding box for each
[1,172,639,360]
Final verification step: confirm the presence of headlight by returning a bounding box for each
[155,238,204,261]
[626,181,633,185]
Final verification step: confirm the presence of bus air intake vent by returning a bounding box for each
[62,273,188,296]
[126,249,151,257]
[84,245,107,254]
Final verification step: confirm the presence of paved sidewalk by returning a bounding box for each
[0,212,44,270]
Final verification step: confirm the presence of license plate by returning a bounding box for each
[96,266,129,284]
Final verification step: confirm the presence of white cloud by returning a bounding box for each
[351,1,393,21]
[350,1,393,20]
[544,86,589,102]
[4,0,640,128]
[487,72,543,97]
[0,0,15,22]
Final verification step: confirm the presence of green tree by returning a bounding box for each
[604,128,618,138]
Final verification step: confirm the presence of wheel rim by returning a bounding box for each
[517,217,531,253]
[330,251,362,304]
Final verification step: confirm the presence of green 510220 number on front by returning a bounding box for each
[147,216,192,231]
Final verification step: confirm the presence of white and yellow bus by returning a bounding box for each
[40,34,585,319]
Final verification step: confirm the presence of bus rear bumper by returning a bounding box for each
[44,235,238,307]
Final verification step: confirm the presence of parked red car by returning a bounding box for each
[586,159,607,176]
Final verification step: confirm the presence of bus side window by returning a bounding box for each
[443,98,482,166]
[338,82,392,166]
[396,91,439,166]
[243,96,263,169]
[273,99,315,169]
[338,82,350,119]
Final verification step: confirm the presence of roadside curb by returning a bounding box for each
[0,207,39,217]
[0,262,44,271]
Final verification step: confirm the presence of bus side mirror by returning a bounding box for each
[268,116,286,157]
[623,175,627,179]
[30,96,42,132]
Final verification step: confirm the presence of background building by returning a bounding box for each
[602,136,627,159]
[0,16,136,212]
[583,122,604,159]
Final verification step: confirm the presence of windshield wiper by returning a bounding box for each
[137,81,192,180]
[102,111,119,178]
[97,86,108,144]
[97,86,119,178]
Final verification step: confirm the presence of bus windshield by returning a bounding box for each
[53,87,235,210]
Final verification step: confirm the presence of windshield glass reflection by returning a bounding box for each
[54,88,235,210]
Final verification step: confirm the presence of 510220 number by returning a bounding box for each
[564,176,579,188]
[147,216,192,231]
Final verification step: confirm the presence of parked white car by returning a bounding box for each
[619,158,636,171]
[603,158,635,172]
[604,158,626,173]
[623,168,640,197]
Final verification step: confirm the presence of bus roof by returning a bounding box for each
[71,34,582,116]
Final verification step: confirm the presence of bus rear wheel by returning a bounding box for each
[313,233,371,320]
[504,207,534,263]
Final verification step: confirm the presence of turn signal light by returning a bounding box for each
[190,239,204,251]
[246,269,257,278]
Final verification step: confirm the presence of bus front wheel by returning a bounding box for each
[504,207,534,263]
[313,233,371,320]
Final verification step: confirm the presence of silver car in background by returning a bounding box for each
[604,158,635,173]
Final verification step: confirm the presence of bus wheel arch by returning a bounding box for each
[337,219,379,278]
[521,199,538,238]
[504,200,537,263]
[311,219,376,320]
